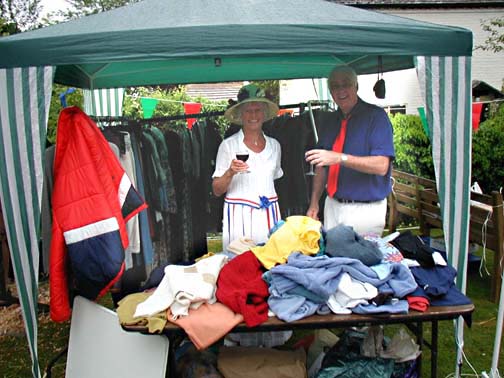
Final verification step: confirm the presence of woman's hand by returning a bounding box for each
[306,204,319,220]
[229,158,249,174]
[212,159,249,197]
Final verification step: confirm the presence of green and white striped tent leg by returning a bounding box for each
[0,66,54,378]
[313,77,334,108]
[83,87,125,118]
[416,55,472,374]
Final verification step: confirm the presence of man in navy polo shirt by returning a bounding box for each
[305,65,394,236]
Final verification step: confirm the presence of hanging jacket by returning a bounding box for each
[49,107,147,322]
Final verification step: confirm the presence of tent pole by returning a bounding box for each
[490,270,504,377]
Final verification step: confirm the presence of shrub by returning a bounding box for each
[472,103,504,193]
[391,113,435,180]
[47,85,83,144]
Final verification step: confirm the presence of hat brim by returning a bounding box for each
[224,98,279,125]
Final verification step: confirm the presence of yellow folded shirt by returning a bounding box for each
[251,215,321,269]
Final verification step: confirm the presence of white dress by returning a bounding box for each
[212,129,283,252]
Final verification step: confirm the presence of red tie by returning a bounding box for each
[327,118,348,197]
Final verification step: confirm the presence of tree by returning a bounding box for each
[251,80,280,104]
[0,16,18,35]
[0,0,41,32]
[42,0,140,142]
[46,85,84,145]
[50,0,140,21]
[476,17,504,53]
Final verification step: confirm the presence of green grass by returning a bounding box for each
[1,237,503,377]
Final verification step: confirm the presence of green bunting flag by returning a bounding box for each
[141,97,159,119]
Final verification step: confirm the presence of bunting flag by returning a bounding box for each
[472,102,484,131]
[183,102,202,129]
[140,97,158,119]
[0,65,55,378]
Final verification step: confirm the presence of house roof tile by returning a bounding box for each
[185,82,244,102]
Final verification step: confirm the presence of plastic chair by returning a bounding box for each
[65,296,169,378]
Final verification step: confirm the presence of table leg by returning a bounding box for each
[417,321,423,377]
[431,320,438,378]
[406,321,424,377]
[166,334,183,378]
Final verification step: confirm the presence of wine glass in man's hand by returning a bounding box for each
[235,151,250,173]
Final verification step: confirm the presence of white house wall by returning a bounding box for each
[380,7,504,114]
[280,7,504,115]
[384,7,504,91]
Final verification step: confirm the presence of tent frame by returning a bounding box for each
[0,1,473,377]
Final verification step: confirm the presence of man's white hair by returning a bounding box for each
[328,65,358,87]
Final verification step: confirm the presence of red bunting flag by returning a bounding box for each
[183,102,202,130]
[472,102,484,131]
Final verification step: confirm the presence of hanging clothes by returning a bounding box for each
[102,129,142,270]
[164,127,194,263]
[149,126,177,214]
[49,107,147,322]
[197,119,223,233]
[129,131,155,272]
[42,138,123,274]
[147,126,177,267]
[188,122,210,257]
[263,111,326,217]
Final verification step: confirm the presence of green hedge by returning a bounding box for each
[472,103,504,193]
[391,113,435,180]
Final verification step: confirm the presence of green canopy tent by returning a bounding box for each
[0,0,472,376]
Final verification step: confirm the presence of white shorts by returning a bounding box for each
[324,196,387,236]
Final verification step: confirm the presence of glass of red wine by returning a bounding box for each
[235,151,250,173]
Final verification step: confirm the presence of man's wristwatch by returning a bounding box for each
[341,154,348,165]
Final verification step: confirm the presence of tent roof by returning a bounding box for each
[0,0,472,88]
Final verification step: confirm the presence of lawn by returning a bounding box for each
[0,238,503,377]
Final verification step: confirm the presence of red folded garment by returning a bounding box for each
[407,296,430,312]
[216,251,269,327]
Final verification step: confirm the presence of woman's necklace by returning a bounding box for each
[245,134,262,147]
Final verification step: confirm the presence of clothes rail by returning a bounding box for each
[92,111,223,124]
[91,101,332,124]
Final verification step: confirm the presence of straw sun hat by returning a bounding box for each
[224,84,279,125]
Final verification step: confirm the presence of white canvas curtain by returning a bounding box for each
[313,78,332,103]
[0,80,126,377]
[416,56,472,288]
[416,55,472,373]
[83,87,125,117]
[0,65,54,378]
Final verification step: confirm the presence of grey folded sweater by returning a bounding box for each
[325,224,382,266]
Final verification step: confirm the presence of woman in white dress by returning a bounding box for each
[212,84,283,253]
